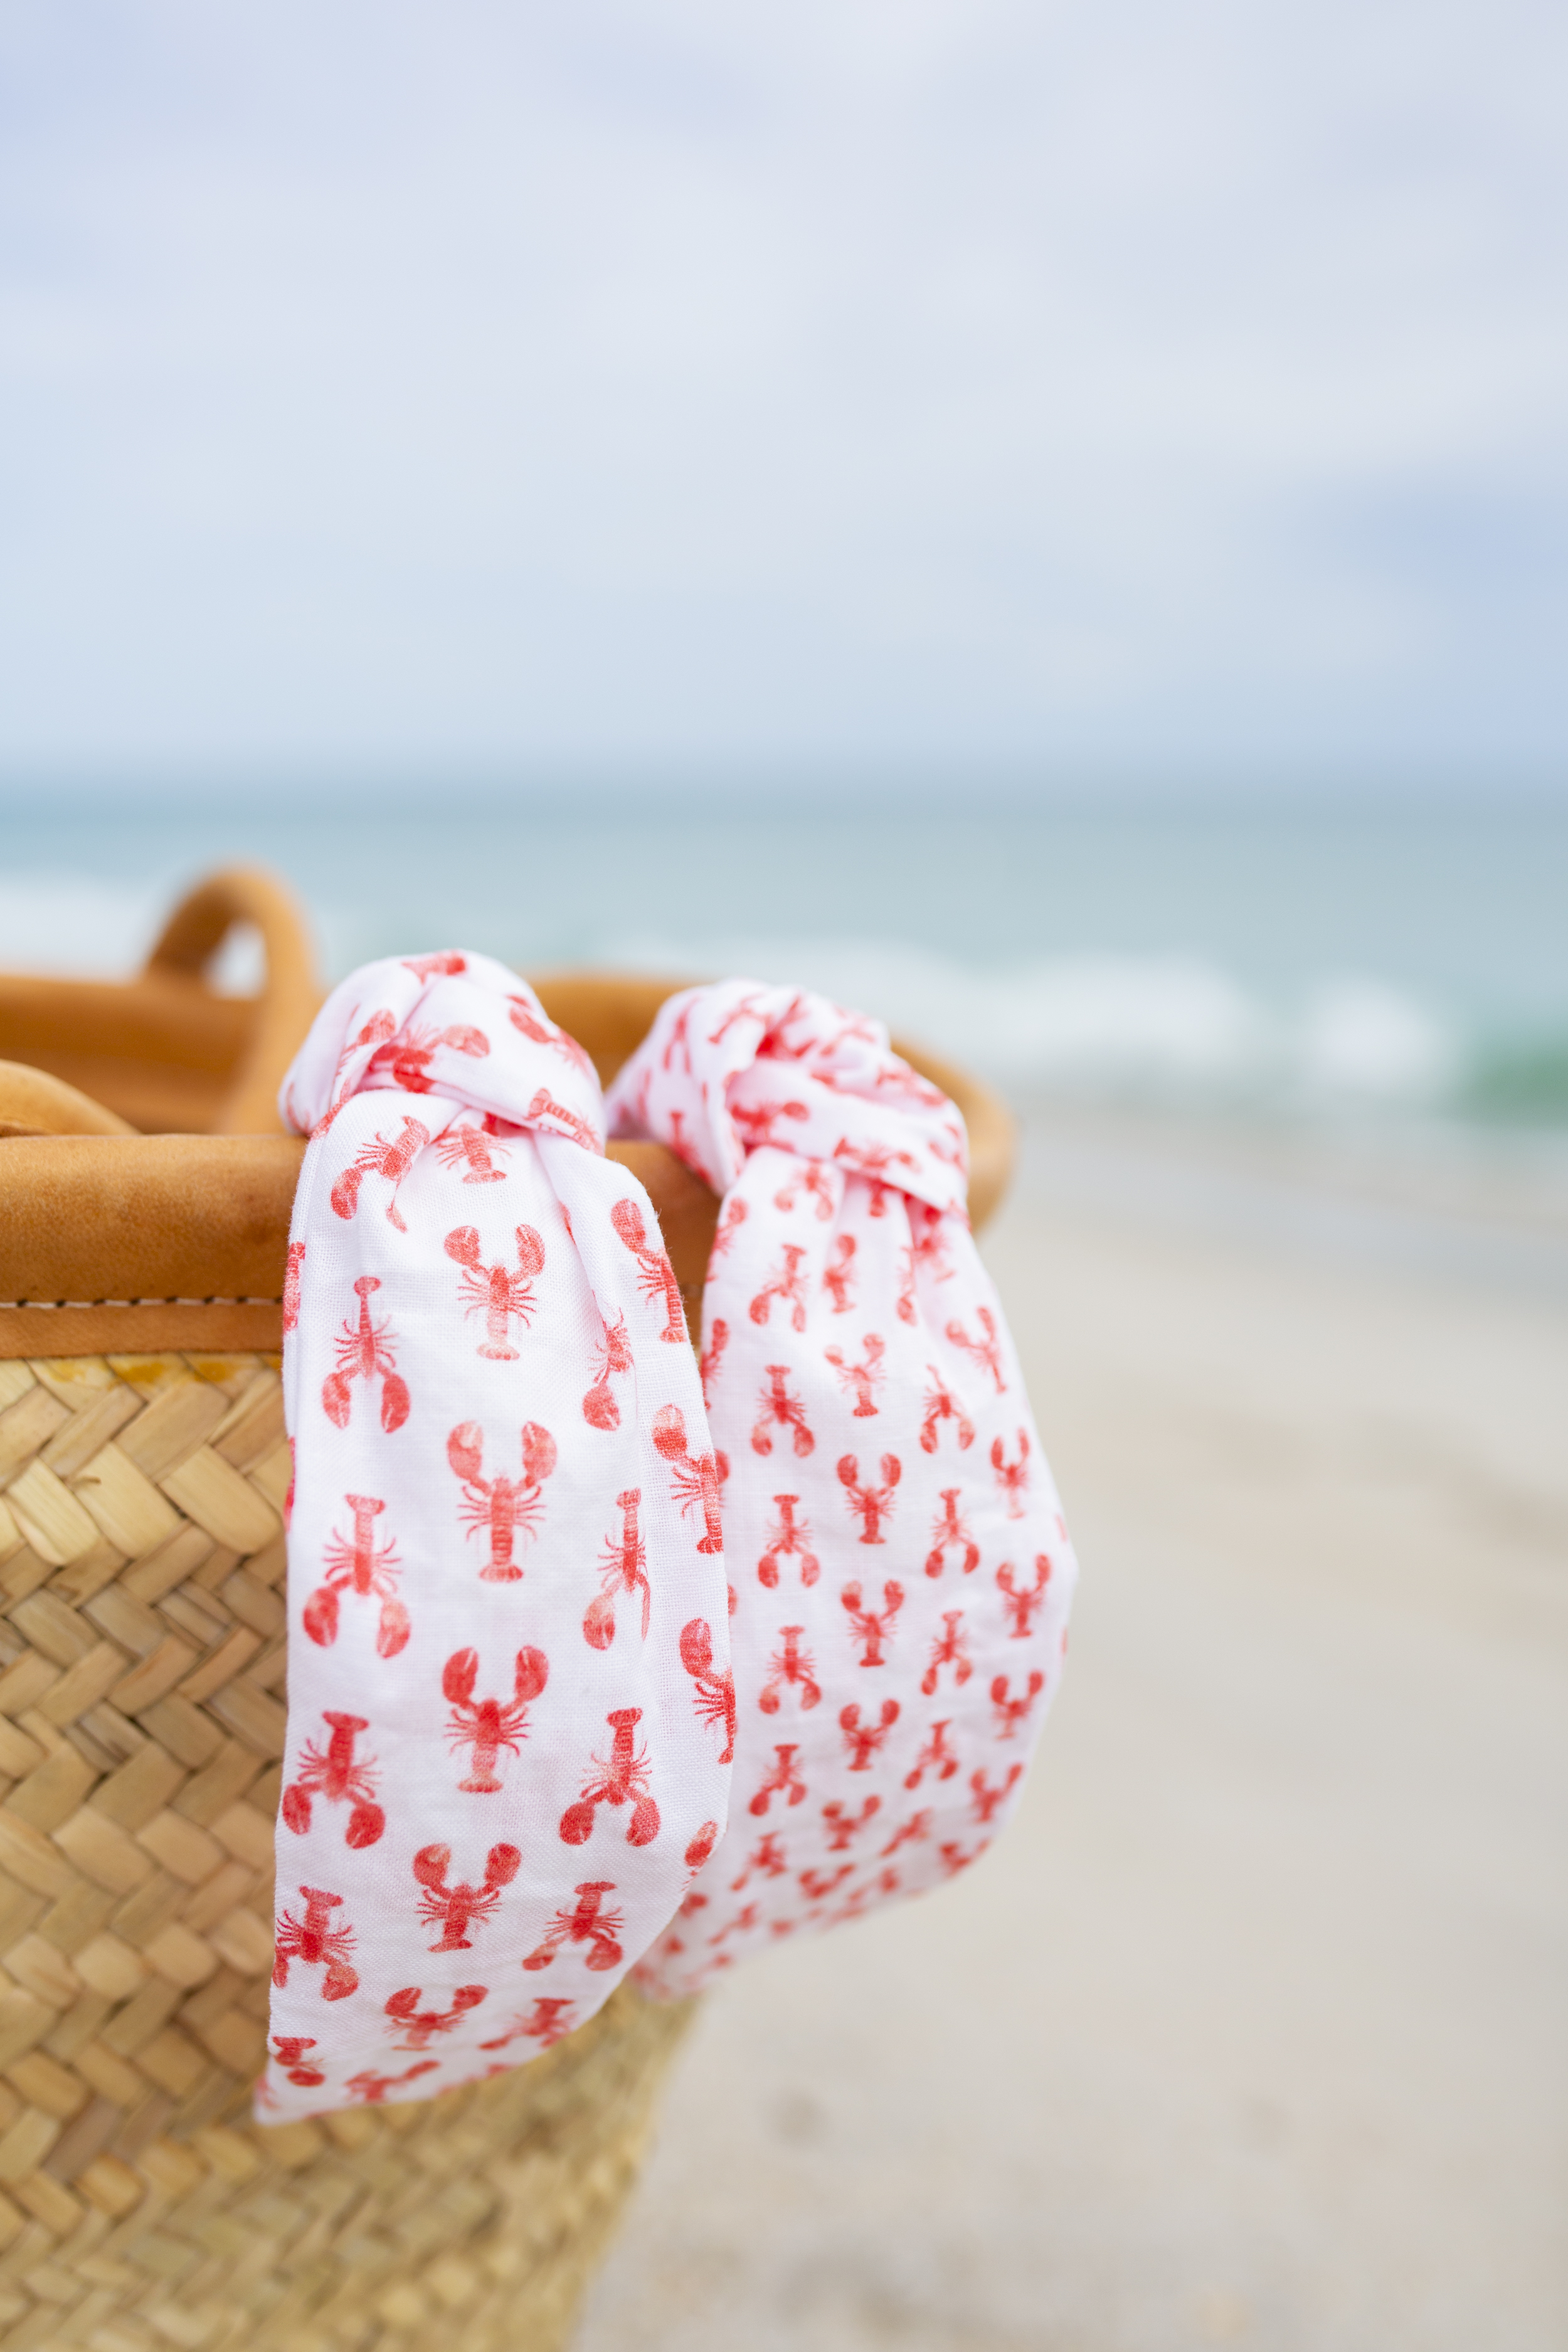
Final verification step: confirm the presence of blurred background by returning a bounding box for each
[2,5,1564,2348]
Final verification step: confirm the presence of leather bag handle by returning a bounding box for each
[144,867,324,1132]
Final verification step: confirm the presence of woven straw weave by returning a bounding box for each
[0,1348,692,2351]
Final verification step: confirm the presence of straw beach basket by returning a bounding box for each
[0,871,1014,2351]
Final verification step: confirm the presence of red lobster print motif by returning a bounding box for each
[920,1367,974,1454]
[310,1007,394,1131]
[699,1316,729,1407]
[924,1488,980,1579]
[758,1495,819,1588]
[837,1452,901,1544]
[282,1712,384,1846]
[775,1163,834,1220]
[825,1333,885,1416]
[896,1246,918,1328]
[752,1365,815,1457]
[991,1671,1045,1740]
[880,1810,932,1858]
[904,1720,958,1789]
[322,1276,410,1432]
[997,1555,1051,1637]
[524,1882,624,1973]
[840,1580,904,1665]
[560,1708,660,1848]
[711,1198,748,1259]
[272,1886,358,2001]
[970,1763,1024,1824]
[585,1489,649,1648]
[383,1984,487,2050]
[480,1996,578,2052]
[945,1306,1006,1393]
[282,1241,305,1333]
[448,1420,558,1581]
[652,1405,726,1554]
[822,1232,857,1314]
[506,993,595,1078]
[920,1610,972,1696]
[664,1892,708,1952]
[909,1200,955,1282]
[583,1313,633,1429]
[366,1019,490,1094]
[413,1840,521,1950]
[708,1900,761,1947]
[659,998,697,1076]
[346,2060,439,2103]
[707,990,772,1046]
[749,1244,808,1333]
[435,1118,511,1183]
[686,1821,721,1872]
[799,1863,853,1903]
[270,2035,324,2088]
[759,1626,820,1714]
[931,1118,968,1172]
[526,1084,599,1152]
[839,1699,899,1771]
[610,1197,685,1340]
[331,1115,431,1231]
[828,1882,876,1926]
[401,953,467,978]
[831,1135,919,1184]
[822,1794,881,1850]
[731,1833,788,1891]
[870,1057,947,1108]
[442,1644,549,1791]
[303,1493,409,1656]
[679,1619,736,1762]
[748,1744,808,1816]
[991,1429,1030,1518]
[444,1223,546,1359]
[731,1098,810,1149]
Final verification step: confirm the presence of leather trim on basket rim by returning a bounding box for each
[0,1135,720,1360]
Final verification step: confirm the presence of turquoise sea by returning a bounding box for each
[2,791,1565,1133]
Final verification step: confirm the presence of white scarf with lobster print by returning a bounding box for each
[605,981,1078,1998]
[264,953,732,2117]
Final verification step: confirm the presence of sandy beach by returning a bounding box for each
[573,1110,1568,2352]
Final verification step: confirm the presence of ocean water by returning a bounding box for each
[1,792,1564,1132]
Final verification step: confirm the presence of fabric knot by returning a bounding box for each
[605,978,1078,2000]
[605,978,968,1217]
[282,950,604,1154]
[265,955,732,2117]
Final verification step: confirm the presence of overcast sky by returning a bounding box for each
[1,0,1564,789]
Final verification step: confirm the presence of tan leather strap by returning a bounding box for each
[0,1135,722,1357]
[143,867,324,1133]
[0,965,1012,1355]
[0,1059,137,1140]
[0,1136,303,1355]
[0,867,323,1135]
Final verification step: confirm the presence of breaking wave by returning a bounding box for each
[0,872,1560,1128]
[595,933,1466,1115]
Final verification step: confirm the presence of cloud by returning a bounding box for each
[0,0,1564,780]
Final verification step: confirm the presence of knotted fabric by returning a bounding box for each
[265,953,731,2116]
[605,981,1078,1996]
